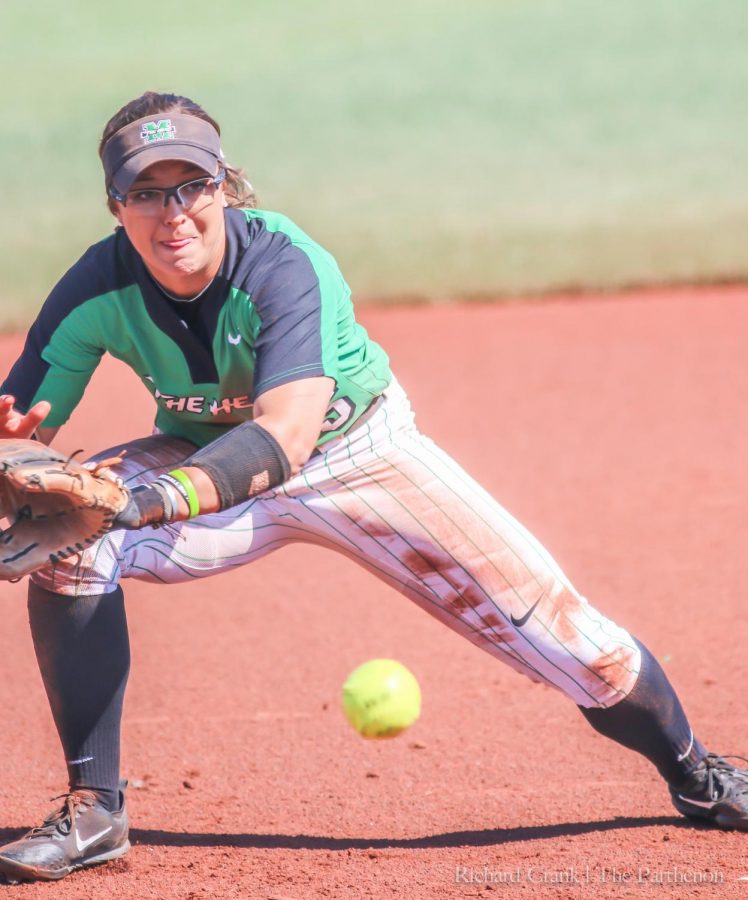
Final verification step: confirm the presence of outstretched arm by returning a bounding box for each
[176,376,335,514]
[115,376,335,527]
[171,376,334,516]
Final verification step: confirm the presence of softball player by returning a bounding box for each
[0,91,745,883]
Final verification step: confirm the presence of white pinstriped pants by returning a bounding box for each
[32,379,641,709]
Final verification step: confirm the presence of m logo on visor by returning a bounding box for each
[140,119,176,144]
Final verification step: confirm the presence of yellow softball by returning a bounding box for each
[342,659,421,739]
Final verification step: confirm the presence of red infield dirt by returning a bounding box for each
[0,286,747,898]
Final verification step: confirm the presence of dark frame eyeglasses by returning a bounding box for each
[109,169,227,208]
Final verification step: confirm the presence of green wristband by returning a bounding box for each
[168,468,200,519]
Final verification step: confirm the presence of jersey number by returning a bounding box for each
[320,396,355,433]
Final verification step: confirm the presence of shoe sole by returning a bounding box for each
[0,839,130,883]
[671,797,748,831]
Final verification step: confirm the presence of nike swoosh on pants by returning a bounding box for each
[510,594,543,628]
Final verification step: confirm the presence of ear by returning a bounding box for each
[107,198,124,223]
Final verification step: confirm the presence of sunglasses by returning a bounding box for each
[109,169,226,215]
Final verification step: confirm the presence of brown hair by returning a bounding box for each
[99,91,256,211]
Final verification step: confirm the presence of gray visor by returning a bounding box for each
[102,113,223,193]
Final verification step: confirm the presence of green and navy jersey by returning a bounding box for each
[2,208,392,448]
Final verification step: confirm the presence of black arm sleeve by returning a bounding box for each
[185,420,292,508]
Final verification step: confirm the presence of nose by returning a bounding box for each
[163,194,187,223]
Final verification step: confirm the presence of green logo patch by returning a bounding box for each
[140,119,176,144]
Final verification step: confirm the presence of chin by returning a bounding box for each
[160,254,201,277]
[173,259,200,275]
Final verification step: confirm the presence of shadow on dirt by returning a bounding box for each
[136,816,696,850]
[0,816,704,854]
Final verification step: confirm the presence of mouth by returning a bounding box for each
[160,237,195,250]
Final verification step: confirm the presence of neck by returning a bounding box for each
[151,257,223,300]
[155,276,215,303]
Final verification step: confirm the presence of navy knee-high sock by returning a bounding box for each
[579,638,706,785]
[27,583,129,812]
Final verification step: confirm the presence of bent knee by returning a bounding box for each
[517,584,642,708]
[574,638,642,709]
[551,590,642,708]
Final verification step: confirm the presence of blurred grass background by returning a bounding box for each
[1,0,747,326]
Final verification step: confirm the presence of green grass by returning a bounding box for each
[1,0,747,326]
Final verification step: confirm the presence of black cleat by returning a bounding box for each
[670,753,748,830]
[0,781,129,883]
